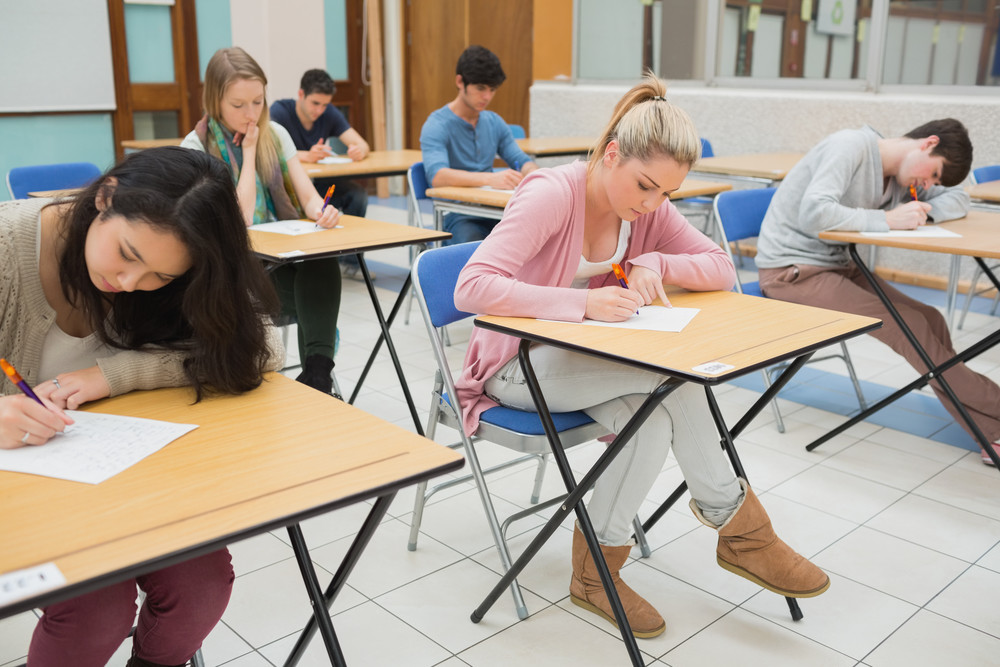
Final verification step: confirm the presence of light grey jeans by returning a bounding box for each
[484,344,743,546]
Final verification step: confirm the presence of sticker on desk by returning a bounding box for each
[0,563,66,606]
[692,361,735,375]
[278,250,307,258]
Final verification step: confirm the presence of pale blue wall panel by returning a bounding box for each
[324,0,349,80]
[125,4,175,83]
[0,115,116,202]
[196,0,233,77]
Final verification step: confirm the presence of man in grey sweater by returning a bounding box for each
[756,119,1000,465]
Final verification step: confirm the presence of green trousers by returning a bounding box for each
[272,257,342,361]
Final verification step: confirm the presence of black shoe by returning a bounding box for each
[295,354,335,394]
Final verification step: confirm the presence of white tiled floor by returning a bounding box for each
[3,202,1000,666]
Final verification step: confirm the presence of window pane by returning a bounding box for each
[883,1,994,86]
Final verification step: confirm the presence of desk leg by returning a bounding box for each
[471,340,681,667]
[283,494,396,667]
[348,255,424,434]
[805,245,998,467]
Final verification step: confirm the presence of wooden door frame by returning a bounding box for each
[107,0,201,159]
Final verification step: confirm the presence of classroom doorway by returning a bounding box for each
[402,0,533,149]
[106,0,201,158]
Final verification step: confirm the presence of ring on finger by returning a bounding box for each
[52,377,61,389]
[21,431,30,444]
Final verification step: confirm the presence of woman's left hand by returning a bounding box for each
[35,366,111,411]
[627,265,671,307]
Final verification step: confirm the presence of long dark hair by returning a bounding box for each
[57,146,279,398]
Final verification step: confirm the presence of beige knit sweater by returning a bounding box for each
[0,198,283,397]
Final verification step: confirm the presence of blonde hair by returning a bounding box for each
[203,47,280,179]
[588,72,700,174]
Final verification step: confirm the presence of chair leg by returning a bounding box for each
[190,649,205,667]
[838,342,867,411]
[529,453,549,504]
[762,368,786,433]
[957,265,983,330]
[991,291,1000,316]
[632,516,651,558]
[407,479,430,551]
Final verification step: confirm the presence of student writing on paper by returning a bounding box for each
[454,74,829,639]
[270,68,371,279]
[420,45,537,246]
[182,47,342,395]
[756,119,1000,466]
[0,147,282,667]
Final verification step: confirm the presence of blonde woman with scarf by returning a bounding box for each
[182,47,341,394]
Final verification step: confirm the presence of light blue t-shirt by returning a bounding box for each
[419,105,531,185]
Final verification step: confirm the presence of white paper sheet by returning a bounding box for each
[318,155,352,164]
[478,186,516,194]
[0,411,197,484]
[860,228,962,238]
[252,220,323,235]
[0,563,66,606]
[541,305,699,332]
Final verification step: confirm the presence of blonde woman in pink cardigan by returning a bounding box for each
[454,75,829,639]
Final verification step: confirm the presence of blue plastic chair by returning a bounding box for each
[714,187,867,432]
[6,162,102,199]
[957,165,1000,329]
[507,123,527,139]
[676,138,718,239]
[407,241,649,619]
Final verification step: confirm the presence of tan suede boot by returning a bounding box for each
[690,479,830,598]
[569,524,666,638]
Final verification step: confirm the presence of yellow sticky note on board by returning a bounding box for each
[857,18,866,42]
[747,4,761,32]
[801,0,813,22]
[932,24,940,44]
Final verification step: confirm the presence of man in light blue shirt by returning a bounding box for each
[420,45,536,245]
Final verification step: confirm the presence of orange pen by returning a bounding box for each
[322,184,336,209]
[611,263,639,315]
[909,184,918,201]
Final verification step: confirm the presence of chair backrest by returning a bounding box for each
[6,162,102,199]
[972,165,1000,185]
[507,123,526,139]
[412,241,482,329]
[700,137,715,159]
[406,161,432,229]
[714,187,776,246]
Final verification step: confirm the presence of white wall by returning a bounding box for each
[530,82,1000,281]
[230,0,327,103]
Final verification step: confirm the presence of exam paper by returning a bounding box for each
[860,228,961,238]
[0,411,197,484]
[252,220,323,235]
[542,305,699,332]
[318,155,352,164]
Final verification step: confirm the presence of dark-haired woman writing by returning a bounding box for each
[0,146,282,666]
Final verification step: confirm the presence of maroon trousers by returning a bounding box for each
[759,264,1000,445]
[28,549,233,667]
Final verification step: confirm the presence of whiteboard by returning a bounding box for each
[0,0,116,112]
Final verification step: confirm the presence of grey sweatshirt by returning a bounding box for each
[756,125,970,269]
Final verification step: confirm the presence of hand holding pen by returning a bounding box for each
[0,358,73,449]
[314,184,341,229]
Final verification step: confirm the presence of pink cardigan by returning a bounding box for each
[454,161,736,435]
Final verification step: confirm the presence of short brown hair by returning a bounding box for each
[904,118,972,187]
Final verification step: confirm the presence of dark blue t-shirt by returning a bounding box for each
[270,98,351,151]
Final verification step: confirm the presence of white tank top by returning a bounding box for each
[571,220,631,288]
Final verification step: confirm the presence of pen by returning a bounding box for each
[0,358,44,406]
[909,184,918,201]
[612,263,639,315]
[322,184,336,210]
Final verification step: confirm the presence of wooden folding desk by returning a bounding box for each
[26,188,81,198]
[300,150,422,180]
[470,290,879,666]
[692,152,804,184]
[120,138,184,151]
[426,178,733,231]
[967,180,1000,206]
[515,136,595,159]
[249,216,449,433]
[810,213,1000,468]
[0,373,463,665]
